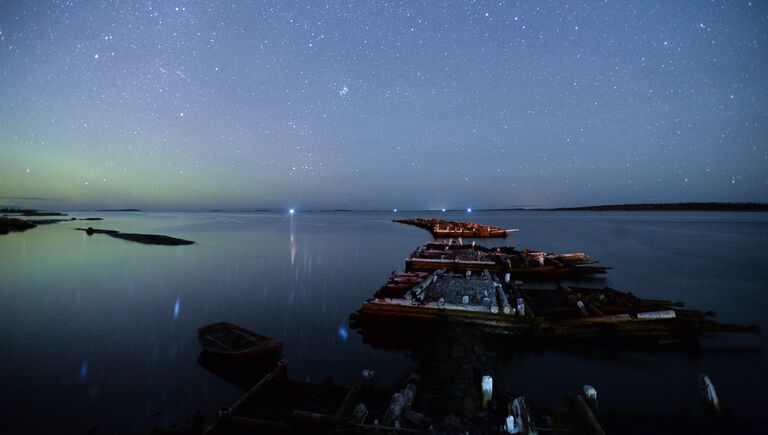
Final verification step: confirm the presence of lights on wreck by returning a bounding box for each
[442,208,446,212]
[289,208,295,215]
[393,208,398,213]
[466,208,472,213]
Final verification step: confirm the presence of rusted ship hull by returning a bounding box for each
[404,241,610,278]
[431,229,509,238]
[394,218,516,238]
[405,257,609,277]
[351,271,760,345]
[351,298,758,344]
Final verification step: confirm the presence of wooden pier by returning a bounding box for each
[198,358,736,434]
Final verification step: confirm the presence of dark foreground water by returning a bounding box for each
[1,210,767,433]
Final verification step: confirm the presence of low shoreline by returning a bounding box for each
[549,202,768,212]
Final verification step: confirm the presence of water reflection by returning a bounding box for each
[338,325,349,341]
[79,361,88,381]
[289,215,297,267]
[1,210,766,434]
[197,351,277,390]
[173,297,180,320]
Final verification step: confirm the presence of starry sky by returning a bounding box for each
[1,1,766,211]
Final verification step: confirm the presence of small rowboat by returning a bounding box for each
[197,322,282,357]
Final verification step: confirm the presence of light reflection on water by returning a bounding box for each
[338,325,349,341]
[0,210,766,433]
[173,297,181,320]
[79,361,88,381]
[289,215,296,266]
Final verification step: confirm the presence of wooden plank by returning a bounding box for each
[230,373,276,415]
[211,416,291,434]
[570,394,606,435]
[335,383,363,419]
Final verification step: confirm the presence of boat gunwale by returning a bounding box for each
[198,321,282,356]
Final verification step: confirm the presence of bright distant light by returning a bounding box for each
[467,208,472,212]
[393,208,398,212]
[441,208,446,212]
[289,208,295,214]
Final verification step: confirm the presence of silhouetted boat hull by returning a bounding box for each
[197,322,282,357]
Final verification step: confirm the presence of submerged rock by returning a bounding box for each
[21,211,67,216]
[81,227,119,235]
[76,227,194,246]
[0,217,36,235]
[27,219,69,225]
[110,233,194,246]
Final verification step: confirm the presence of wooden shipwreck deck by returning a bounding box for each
[351,270,760,344]
[405,241,609,278]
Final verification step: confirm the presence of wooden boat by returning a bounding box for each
[197,322,282,357]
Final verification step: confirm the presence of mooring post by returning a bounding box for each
[481,375,493,410]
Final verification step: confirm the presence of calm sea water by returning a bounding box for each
[1,210,766,433]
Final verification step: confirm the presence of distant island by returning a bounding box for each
[94,209,142,212]
[0,208,61,215]
[552,202,768,212]
[0,208,68,216]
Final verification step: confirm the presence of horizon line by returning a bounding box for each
[4,201,768,213]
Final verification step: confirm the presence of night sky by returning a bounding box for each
[1,1,766,210]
